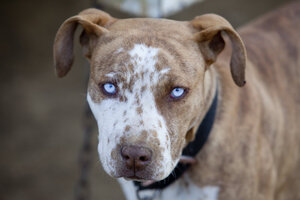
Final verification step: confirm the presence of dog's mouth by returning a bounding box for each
[116,155,197,182]
[117,167,156,182]
[124,175,151,182]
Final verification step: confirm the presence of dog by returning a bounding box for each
[53,1,300,199]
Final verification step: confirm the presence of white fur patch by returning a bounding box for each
[114,47,124,54]
[105,72,117,78]
[118,174,220,200]
[118,178,138,200]
[157,174,219,200]
[160,183,220,200]
[88,44,174,179]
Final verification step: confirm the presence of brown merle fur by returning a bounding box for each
[53,2,300,199]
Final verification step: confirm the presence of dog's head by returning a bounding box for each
[54,9,246,181]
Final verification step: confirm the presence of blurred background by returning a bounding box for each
[0,0,295,199]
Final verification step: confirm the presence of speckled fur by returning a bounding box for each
[54,2,300,200]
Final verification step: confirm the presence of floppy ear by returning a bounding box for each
[53,8,115,77]
[192,14,247,87]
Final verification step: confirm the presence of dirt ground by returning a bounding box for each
[0,0,294,199]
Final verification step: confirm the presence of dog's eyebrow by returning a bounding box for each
[161,74,191,87]
[104,71,131,82]
[105,72,118,78]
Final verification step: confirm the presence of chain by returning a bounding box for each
[74,103,95,200]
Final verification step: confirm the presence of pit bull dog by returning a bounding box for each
[53,1,300,199]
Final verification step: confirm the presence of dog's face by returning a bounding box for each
[87,33,206,180]
[54,9,245,181]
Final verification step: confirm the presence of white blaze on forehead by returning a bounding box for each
[127,44,170,84]
[129,44,158,66]
[88,43,174,179]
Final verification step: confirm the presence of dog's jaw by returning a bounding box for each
[87,44,179,180]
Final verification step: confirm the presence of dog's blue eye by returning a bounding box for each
[103,83,117,95]
[170,87,185,99]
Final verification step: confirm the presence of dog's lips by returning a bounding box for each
[124,176,152,182]
[117,168,155,181]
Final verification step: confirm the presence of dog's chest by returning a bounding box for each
[118,175,220,200]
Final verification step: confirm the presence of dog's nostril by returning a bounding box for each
[139,156,147,161]
[121,145,152,170]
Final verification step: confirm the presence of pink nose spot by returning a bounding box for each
[121,145,152,171]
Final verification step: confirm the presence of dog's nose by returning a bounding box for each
[121,145,152,170]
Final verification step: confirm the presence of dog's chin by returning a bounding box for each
[117,172,155,181]
[117,169,175,183]
[105,169,152,181]
[123,176,151,182]
[108,169,173,182]
[110,174,154,182]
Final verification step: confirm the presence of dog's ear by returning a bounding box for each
[53,8,115,77]
[192,14,247,87]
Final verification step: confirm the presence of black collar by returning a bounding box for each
[134,89,218,193]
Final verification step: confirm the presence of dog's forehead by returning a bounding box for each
[108,18,194,36]
[91,19,204,80]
